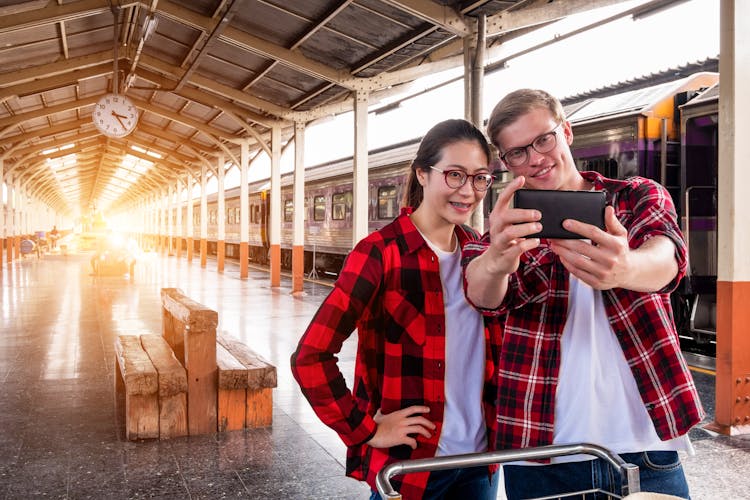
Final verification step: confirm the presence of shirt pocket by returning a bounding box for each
[382,289,426,346]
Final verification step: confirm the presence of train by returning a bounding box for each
[562,71,719,350]
[179,71,719,349]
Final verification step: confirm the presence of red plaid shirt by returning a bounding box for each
[463,172,704,453]
[291,210,501,499]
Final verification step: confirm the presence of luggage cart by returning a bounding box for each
[376,442,640,500]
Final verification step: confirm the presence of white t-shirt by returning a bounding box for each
[421,234,487,456]
[551,274,693,463]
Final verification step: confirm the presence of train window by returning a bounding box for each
[284,199,293,222]
[313,195,326,221]
[209,209,217,225]
[332,191,352,220]
[193,212,199,225]
[304,199,308,221]
[226,208,232,225]
[378,186,398,219]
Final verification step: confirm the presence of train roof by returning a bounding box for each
[681,82,720,108]
[565,72,719,124]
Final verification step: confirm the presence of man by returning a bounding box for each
[463,89,702,499]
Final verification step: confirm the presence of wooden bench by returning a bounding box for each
[114,334,188,440]
[161,288,218,436]
[217,333,277,431]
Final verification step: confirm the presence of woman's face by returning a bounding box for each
[416,139,490,227]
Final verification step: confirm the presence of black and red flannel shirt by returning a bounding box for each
[463,171,704,453]
[291,210,501,499]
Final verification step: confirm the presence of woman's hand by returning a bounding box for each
[367,406,435,450]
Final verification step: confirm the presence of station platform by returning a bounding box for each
[1,251,748,499]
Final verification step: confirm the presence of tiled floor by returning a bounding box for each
[1,250,749,499]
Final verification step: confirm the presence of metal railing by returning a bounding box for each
[376,443,640,500]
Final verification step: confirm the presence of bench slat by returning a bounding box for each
[217,333,277,390]
[114,335,159,440]
[140,333,188,439]
[217,342,248,390]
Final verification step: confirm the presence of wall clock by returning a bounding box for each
[92,93,138,138]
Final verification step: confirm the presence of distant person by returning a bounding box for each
[463,88,702,499]
[291,119,502,499]
[49,226,59,248]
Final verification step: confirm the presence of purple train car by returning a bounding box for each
[564,72,720,350]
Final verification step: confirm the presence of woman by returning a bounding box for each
[291,119,502,499]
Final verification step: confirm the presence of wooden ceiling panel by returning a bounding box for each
[0,0,623,215]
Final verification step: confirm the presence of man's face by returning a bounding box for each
[494,107,584,191]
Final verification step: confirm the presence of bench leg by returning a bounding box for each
[159,393,188,439]
[245,388,273,428]
[218,388,246,432]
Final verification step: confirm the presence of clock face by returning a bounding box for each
[92,94,138,138]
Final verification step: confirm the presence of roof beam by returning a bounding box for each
[380,0,469,37]
[485,0,631,36]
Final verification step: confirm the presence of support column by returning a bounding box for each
[187,175,194,262]
[239,141,249,279]
[175,180,183,259]
[353,91,369,245]
[5,176,14,265]
[200,165,208,268]
[465,15,486,232]
[0,161,4,269]
[7,178,13,264]
[709,0,750,436]
[270,125,281,287]
[292,122,306,294]
[167,185,174,256]
[151,196,157,252]
[217,154,225,273]
[13,179,20,259]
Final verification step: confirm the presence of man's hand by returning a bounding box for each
[548,206,630,290]
[549,206,678,292]
[483,176,543,275]
[366,406,435,450]
[465,175,541,309]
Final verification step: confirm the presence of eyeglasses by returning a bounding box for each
[500,122,564,168]
[429,166,494,191]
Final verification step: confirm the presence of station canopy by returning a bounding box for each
[0,0,660,217]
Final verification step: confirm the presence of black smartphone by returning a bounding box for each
[513,189,606,239]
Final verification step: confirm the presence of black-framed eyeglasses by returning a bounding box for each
[429,166,494,191]
[500,122,564,168]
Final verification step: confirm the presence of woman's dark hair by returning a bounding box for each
[403,118,491,209]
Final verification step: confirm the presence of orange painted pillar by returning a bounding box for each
[200,239,207,268]
[239,242,248,279]
[14,236,20,259]
[270,244,281,287]
[709,2,750,436]
[292,245,304,294]
[711,282,750,433]
[187,237,194,262]
[217,240,225,273]
[0,238,3,267]
[176,237,182,259]
[6,237,12,264]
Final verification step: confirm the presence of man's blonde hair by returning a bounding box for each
[487,89,566,149]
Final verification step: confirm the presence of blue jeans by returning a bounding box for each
[504,451,690,499]
[370,465,499,499]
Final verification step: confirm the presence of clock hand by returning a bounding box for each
[111,111,127,129]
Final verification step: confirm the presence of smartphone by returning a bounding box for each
[513,189,606,239]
